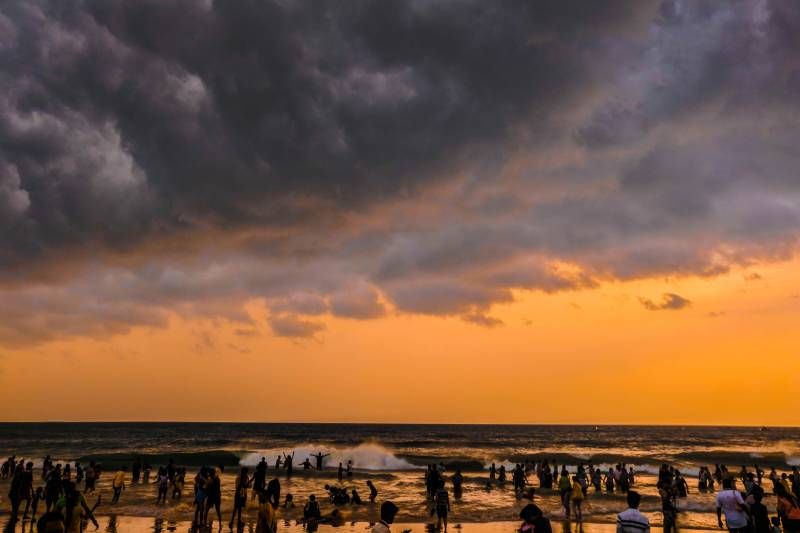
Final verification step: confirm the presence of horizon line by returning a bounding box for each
[0,420,795,428]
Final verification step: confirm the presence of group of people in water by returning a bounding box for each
[4,452,800,533]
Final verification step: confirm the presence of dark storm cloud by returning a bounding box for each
[1,0,800,344]
[0,0,655,270]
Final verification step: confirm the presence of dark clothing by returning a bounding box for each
[304,501,321,520]
[207,476,222,505]
[751,502,771,533]
[266,478,281,508]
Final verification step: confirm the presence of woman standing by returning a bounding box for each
[193,467,209,526]
[776,483,800,533]
[558,468,571,517]
[570,476,585,522]
[230,467,251,529]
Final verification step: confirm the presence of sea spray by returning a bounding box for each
[239,442,418,470]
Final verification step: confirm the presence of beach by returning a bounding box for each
[0,467,740,527]
[0,516,720,533]
[1,424,798,530]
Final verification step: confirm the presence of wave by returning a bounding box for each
[76,450,242,468]
[35,439,800,474]
[239,443,418,470]
[673,450,796,468]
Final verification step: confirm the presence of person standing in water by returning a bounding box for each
[284,452,295,477]
[617,491,650,533]
[266,476,281,508]
[253,457,268,500]
[659,479,678,533]
[775,483,800,533]
[83,462,96,494]
[717,478,749,533]
[571,476,584,522]
[205,466,222,527]
[750,491,772,533]
[132,457,141,484]
[452,469,464,499]
[367,480,379,503]
[434,480,451,531]
[558,467,571,517]
[156,467,169,504]
[111,466,126,504]
[312,452,330,470]
[229,467,250,529]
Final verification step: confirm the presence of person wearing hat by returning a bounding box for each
[373,501,399,533]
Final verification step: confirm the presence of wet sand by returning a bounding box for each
[0,469,785,530]
[0,516,713,533]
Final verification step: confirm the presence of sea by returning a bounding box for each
[0,423,798,530]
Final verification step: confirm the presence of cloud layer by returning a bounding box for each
[1,0,800,344]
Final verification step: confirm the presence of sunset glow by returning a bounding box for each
[1,1,799,425]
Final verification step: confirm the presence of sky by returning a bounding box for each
[0,0,799,424]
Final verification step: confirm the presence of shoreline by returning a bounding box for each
[0,515,721,533]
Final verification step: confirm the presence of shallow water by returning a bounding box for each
[0,469,784,528]
[0,516,713,533]
[1,423,798,471]
[1,423,796,528]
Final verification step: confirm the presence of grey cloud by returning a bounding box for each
[639,293,692,311]
[387,279,512,316]
[462,313,504,329]
[0,0,655,271]
[1,1,800,346]
[328,284,385,320]
[267,314,325,339]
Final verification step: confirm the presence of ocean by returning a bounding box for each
[2,423,798,471]
[1,423,798,529]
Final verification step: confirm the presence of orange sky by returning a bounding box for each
[2,257,798,425]
[5,1,800,427]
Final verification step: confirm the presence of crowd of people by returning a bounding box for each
[4,453,800,533]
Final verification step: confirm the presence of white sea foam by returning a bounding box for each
[238,442,418,470]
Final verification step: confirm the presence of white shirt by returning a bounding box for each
[617,508,650,533]
[716,489,748,529]
[372,521,391,533]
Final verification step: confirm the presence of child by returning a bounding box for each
[284,493,295,508]
[30,487,44,521]
[571,476,585,522]
[304,495,321,521]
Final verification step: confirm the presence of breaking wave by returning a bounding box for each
[239,442,418,470]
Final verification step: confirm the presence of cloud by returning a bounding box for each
[0,0,655,270]
[328,284,386,320]
[0,1,800,345]
[639,293,692,311]
[267,314,326,339]
[463,313,504,328]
